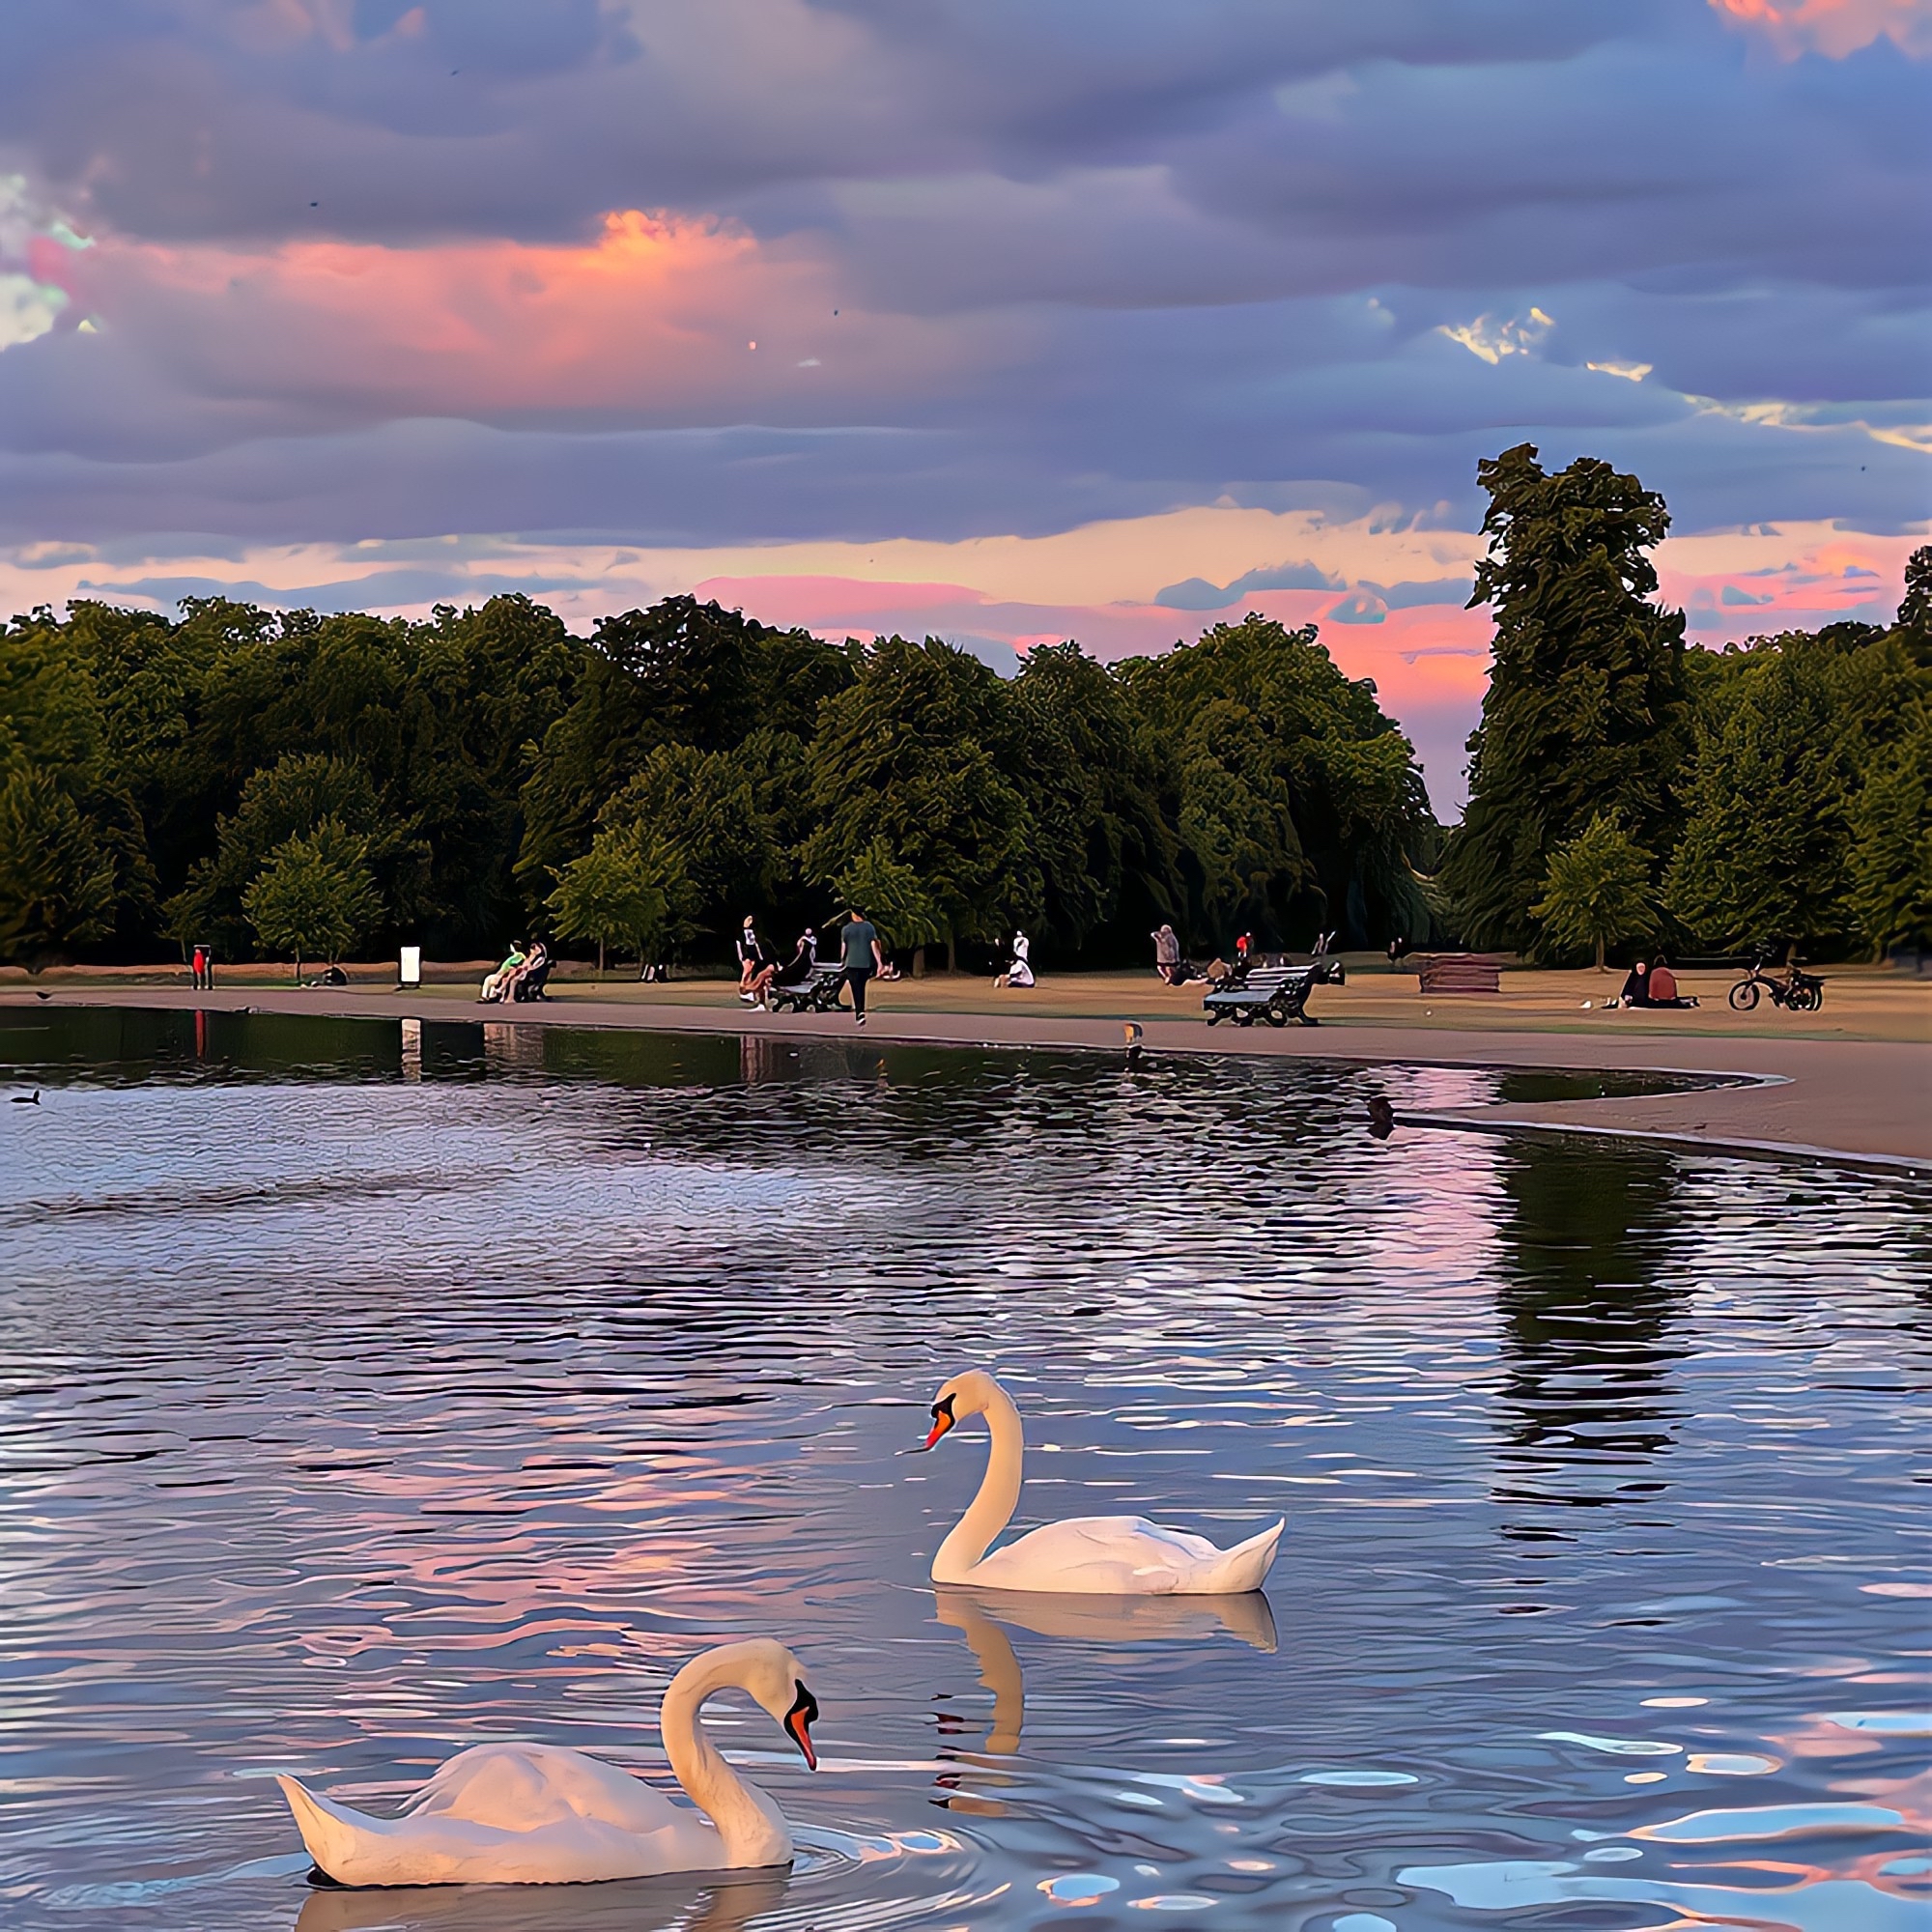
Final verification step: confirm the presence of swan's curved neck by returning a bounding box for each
[934,1383,1024,1582]
[661,1658,792,1868]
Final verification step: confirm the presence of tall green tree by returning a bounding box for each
[0,770,118,968]
[803,636,1039,963]
[1009,641,1177,954]
[1663,626,1919,954]
[831,838,945,956]
[592,729,805,946]
[1845,719,1932,955]
[1531,813,1658,969]
[1117,615,1434,950]
[242,821,381,980]
[517,598,851,901]
[1439,444,1690,953]
[163,752,430,956]
[545,825,696,975]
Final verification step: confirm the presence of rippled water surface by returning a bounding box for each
[4,1008,1929,1932]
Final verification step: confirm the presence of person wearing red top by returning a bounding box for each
[1645,959,1698,1008]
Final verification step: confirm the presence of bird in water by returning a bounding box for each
[1367,1094,1395,1140]
[913,1370,1281,1594]
[11,1091,40,1105]
[276,1638,820,1888]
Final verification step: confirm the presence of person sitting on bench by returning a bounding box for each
[498,938,547,1003]
[509,940,553,1002]
[480,942,526,1002]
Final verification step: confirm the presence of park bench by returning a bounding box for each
[1203,959,1344,1028]
[766,961,848,1014]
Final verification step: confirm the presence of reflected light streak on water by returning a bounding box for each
[0,1008,1928,1931]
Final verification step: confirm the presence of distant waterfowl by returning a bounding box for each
[10,1090,39,1104]
[1367,1094,1395,1139]
[913,1370,1282,1595]
[276,1639,818,1888]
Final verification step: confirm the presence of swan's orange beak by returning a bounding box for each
[784,1683,819,1770]
[915,1393,956,1452]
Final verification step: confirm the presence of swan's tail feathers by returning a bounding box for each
[1202,1518,1284,1594]
[276,1774,384,1884]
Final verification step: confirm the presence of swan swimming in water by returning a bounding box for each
[913,1370,1283,1595]
[276,1638,818,1888]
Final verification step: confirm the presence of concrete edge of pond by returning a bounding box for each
[1395,1109,1929,1181]
[8,986,1927,1173]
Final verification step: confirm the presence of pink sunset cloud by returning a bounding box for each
[71,209,995,419]
[1708,0,1932,57]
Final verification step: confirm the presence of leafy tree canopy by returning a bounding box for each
[1439,444,1690,952]
[242,820,382,980]
[1532,813,1658,970]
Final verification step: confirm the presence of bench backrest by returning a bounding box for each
[1208,964,1310,997]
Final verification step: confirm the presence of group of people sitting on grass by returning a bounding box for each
[479,939,551,1004]
[1606,957,1698,1009]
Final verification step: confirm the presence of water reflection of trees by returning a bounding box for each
[1490,1138,1686,1538]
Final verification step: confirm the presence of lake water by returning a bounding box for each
[3,1008,1928,1932]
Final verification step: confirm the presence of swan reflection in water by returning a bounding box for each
[294,1870,788,1932]
[934,1586,1277,1756]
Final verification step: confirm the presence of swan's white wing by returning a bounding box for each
[285,1747,726,1886]
[965,1514,1283,1595]
[407,1743,690,1837]
[968,1516,1213,1593]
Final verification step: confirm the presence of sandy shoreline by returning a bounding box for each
[8,975,1926,1174]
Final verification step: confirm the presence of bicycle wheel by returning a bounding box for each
[1728,980,1760,1011]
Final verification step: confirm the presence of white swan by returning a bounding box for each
[913,1370,1283,1595]
[276,1638,818,1888]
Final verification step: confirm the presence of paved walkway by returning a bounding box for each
[15,983,1926,1174]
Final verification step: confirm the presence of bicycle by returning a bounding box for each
[1728,954,1824,1012]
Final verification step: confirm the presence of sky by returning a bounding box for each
[1,0,1927,811]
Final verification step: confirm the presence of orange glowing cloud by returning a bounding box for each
[76,208,996,418]
[1708,0,1932,57]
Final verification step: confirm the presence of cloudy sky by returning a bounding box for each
[2,0,1926,809]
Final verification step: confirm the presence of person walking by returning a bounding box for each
[838,906,885,1025]
[1151,923,1183,984]
[190,943,209,991]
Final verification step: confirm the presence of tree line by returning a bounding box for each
[0,595,1439,972]
[1442,443,1931,965]
[3,445,1922,977]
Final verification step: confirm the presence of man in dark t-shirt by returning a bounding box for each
[839,909,886,1024]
